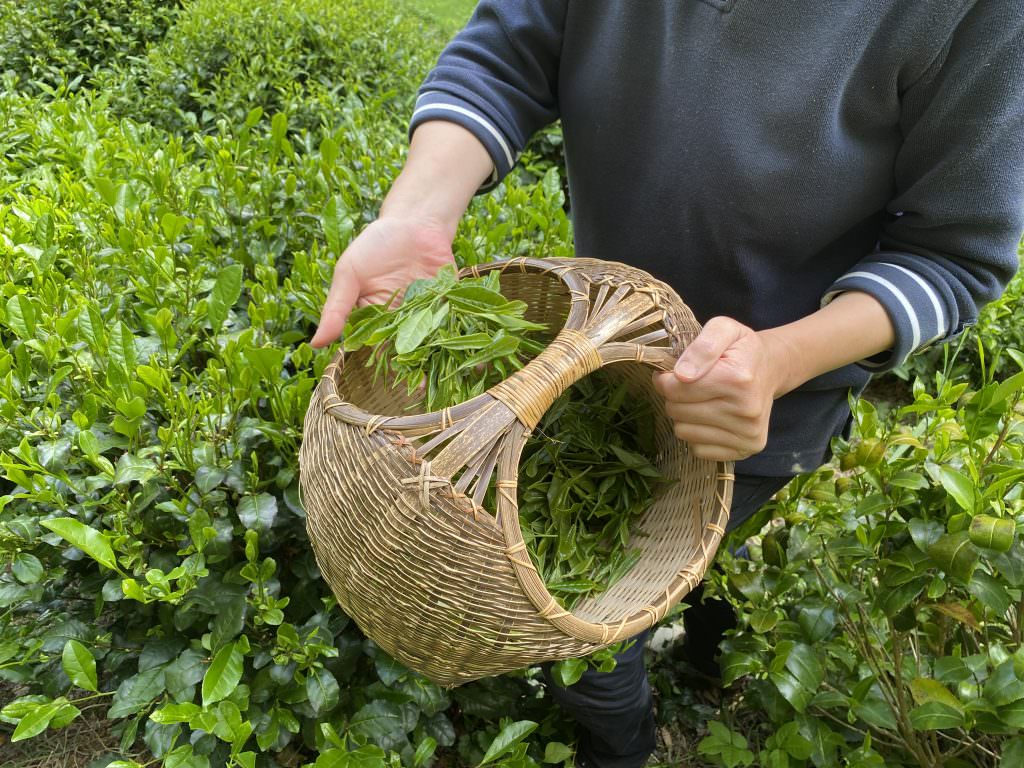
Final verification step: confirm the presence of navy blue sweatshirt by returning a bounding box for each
[410,1,1024,475]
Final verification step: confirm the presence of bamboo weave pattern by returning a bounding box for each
[299,258,734,686]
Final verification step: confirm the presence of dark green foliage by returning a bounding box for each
[0,2,574,765]
[697,367,1024,767]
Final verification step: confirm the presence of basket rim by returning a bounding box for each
[314,255,735,646]
[319,257,587,432]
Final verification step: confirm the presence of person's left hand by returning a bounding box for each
[653,316,790,462]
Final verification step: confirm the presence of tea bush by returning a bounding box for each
[696,363,1024,767]
[121,0,442,136]
[0,0,576,764]
[0,0,182,96]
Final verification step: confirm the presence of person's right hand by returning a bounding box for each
[310,216,456,349]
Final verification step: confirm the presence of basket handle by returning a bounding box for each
[639,345,679,372]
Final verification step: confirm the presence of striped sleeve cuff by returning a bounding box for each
[822,261,951,372]
[409,91,518,193]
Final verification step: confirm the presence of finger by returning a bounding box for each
[674,316,747,382]
[664,400,750,429]
[672,422,765,459]
[311,261,360,349]
[655,369,729,406]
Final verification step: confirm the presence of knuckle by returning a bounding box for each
[730,367,755,387]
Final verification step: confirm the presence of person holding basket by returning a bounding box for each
[312,3,1024,766]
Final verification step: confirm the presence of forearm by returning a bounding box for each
[380,121,494,240]
[760,291,896,398]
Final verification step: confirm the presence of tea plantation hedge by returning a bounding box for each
[0,1,1022,767]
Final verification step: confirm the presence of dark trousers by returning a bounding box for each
[541,473,791,768]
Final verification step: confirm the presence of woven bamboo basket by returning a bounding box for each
[299,257,733,686]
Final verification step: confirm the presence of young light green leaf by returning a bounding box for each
[479,720,538,765]
[62,640,98,692]
[938,466,976,512]
[543,742,574,763]
[202,642,244,707]
[41,518,118,572]
[207,264,243,333]
[108,321,137,375]
[395,306,440,355]
[321,196,352,256]
[11,700,60,742]
[5,294,37,339]
[412,736,438,768]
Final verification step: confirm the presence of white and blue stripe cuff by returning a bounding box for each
[822,261,950,371]
[410,91,517,189]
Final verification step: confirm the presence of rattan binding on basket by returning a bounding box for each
[299,257,734,686]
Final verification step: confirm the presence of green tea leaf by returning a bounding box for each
[480,720,538,765]
[12,553,44,584]
[937,466,976,512]
[5,294,37,339]
[321,196,352,256]
[969,515,1015,552]
[62,640,98,692]
[202,642,244,707]
[237,493,277,531]
[207,264,243,333]
[41,518,118,572]
[909,702,966,730]
[927,532,979,582]
[395,306,439,355]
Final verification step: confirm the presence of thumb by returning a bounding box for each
[674,316,746,382]
[311,261,360,349]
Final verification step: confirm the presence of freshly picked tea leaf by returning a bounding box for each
[341,265,547,412]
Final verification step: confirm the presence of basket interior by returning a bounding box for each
[552,362,719,625]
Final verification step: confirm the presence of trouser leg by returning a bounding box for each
[541,629,655,768]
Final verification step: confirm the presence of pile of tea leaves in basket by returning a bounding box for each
[517,370,666,609]
[341,264,547,412]
[342,266,666,609]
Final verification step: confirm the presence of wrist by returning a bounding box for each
[379,121,494,240]
[758,328,805,399]
[379,177,461,243]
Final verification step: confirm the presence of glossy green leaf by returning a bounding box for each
[5,294,37,339]
[202,642,244,707]
[11,701,59,742]
[321,195,352,256]
[12,553,44,584]
[909,702,966,730]
[480,720,538,765]
[41,518,118,572]
[969,515,1015,552]
[62,640,98,692]
[237,493,277,530]
[937,466,976,511]
[207,264,243,333]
